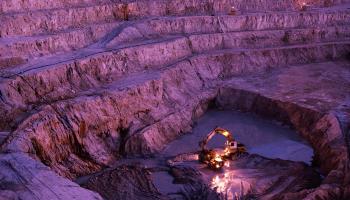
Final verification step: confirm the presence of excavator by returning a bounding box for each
[198,127,246,170]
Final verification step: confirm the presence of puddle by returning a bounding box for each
[151,171,183,196]
[162,109,313,165]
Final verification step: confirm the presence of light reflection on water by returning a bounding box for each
[210,162,252,200]
[211,171,236,200]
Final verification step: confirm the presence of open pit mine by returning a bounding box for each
[0,0,350,199]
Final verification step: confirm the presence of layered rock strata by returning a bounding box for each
[0,0,350,199]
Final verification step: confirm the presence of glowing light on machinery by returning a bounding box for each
[198,127,246,170]
[229,6,237,15]
[301,2,309,11]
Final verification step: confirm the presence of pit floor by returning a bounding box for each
[153,109,316,198]
[162,109,313,164]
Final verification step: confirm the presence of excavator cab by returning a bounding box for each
[199,127,246,170]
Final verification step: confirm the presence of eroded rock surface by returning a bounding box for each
[81,165,166,200]
[0,153,103,200]
[0,0,350,199]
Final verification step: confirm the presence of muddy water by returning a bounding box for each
[162,109,313,165]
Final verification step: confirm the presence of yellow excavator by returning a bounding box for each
[199,127,246,170]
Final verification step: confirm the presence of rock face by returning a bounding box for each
[0,0,350,199]
[81,165,166,200]
[0,153,103,200]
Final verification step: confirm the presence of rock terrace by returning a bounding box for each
[0,0,350,199]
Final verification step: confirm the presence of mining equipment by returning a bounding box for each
[199,127,247,170]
